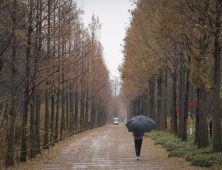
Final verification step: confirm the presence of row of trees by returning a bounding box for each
[0,0,112,167]
[119,0,222,152]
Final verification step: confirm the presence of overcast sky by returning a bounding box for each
[78,0,135,79]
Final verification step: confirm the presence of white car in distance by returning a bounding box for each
[113,117,119,125]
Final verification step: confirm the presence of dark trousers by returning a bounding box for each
[134,139,143,157]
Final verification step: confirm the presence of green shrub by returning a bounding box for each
[168,150,185,157]
[191,158,214,167]
[185,155,193,161]
[146,130,222,168]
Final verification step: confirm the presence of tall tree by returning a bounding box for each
[35,0,43,154]
[212,0,222,152]
[43,0,51,149]
[5,0,17,166]
[20,0,33,162]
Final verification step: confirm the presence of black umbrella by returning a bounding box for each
[126,115,156,134]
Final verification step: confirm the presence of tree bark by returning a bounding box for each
[149,79,155,120]
[60,77,65,140]
[35,0,42,154]
[30,86,36,158]
[35,91,41,154]
[55,0,60,141]
[178,60,185,138]
[1,103,8,126]
[182,56,190,141]
[50,2,56,145]
[6,0,17,166]
[66,91,69,131]
[69,91,74,134]
[160,72,167,130]
[164,74,167,128]
[43,89,50,149]
[20,0,33,161]
[198,85,209,148]
[212,1,222,152]
[43,0,51,149]
[85,90,89,128]
[127,103,130,122]
[74,91,78,131]
[80,93,85,129]
[144,91,149,117]
[194,88,199,145]
[171,67,178,135]
[196,0,209,149]
[156,76,162,130]
[54,89,60,143]
[50,90,55,146]
[91,101,94,127]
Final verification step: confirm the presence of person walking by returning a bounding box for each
[132,132,145,160]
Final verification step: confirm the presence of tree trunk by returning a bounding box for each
[95,105,98,126]
[98,108,102,127]
[30,0,41,157]
[35,0,42,155]
[178,62,185,138]
[54,89,60,143]
[60,22,65,139]
[160,72,167,130]
[69,91,73,134]
[50,0,56,145]
[20,0,33,161]
[43,0,51,149]
[5,1,17,166]
[156,76,162,130]
[194,88,199,145]
[138,98,141,115]
[35,91,41,154]
[144,91,149,117]
[171,67,178,135]
[60,79,65,140]
[43,89,50,149]
[212,3,222,152]
[140,95,143,115]
[20,44,29,161]
[66,91,69,131]
[55,0,60,141]
[74,91,78,131]
[1,103,8,126]
[165,74,167,128]
[182,56,190,141]
[85,90,89,128]
[50,90,55,146]
[127,103,130,122]
[91,101,94,127]
[195,0,209,149]
[131,101,135,118]
[30,87,36,158]
[80,93,85,129]
[149,79,155,120]
[198,85,209,148]
[130,101,132,120]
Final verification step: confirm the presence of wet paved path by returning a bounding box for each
[17,124,207,170]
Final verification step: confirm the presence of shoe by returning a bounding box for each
[137,157,140,160]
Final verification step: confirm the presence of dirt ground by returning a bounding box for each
[9,124,208,170]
